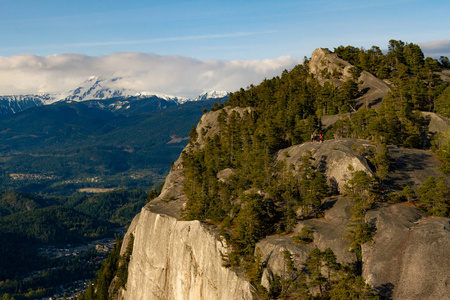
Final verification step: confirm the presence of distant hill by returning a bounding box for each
[0,97,225,195]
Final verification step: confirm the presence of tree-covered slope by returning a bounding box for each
[79,40,450,300]
[175,40,450,299]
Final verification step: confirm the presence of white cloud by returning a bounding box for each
[418,39,450,58]
[0,52,301,98]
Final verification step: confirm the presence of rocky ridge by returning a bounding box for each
[309,48,391,109]
[114,48,450,300]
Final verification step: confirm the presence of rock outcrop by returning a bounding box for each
[363,205,450,299]
[385,145,449,192]
[115,97,450,299]
[309,48,391,109]
[266,138,450,299]
[117,206,255,300]
[422,111,450,134]
[256,198,450,300]
[116,108,256,300]
[275,138,373,193]
[256,197,355,291]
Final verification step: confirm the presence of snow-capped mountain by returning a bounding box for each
[0,95,50,115]
[0,77,229,117]
[63,76,132,102]
[192,91,229,102]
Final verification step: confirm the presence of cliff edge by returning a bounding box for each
[116,108,256,300]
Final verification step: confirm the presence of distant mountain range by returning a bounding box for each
[0,76,228,117]
[0,77,229,195]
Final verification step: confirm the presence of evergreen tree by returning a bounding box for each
[418,176,449,217]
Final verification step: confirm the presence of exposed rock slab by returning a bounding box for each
[363,204,450,299]
[294,197,355,264]
[257,197,355,290]
[147,167,187,219]
[385,146,448,192]
[256,235,315,290]
[192,106,254,149]
[276,138,373,193]
[422,111,450,134]
[258,197,450,300]
[308,48,390,109]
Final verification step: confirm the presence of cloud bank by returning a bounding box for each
[418,39,450,58]
[0,53,302,98]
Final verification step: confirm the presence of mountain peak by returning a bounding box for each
[193,91,229,102]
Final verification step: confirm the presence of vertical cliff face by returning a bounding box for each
[116,108,256,300]
[118,206,255,300]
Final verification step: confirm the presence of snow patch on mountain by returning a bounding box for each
[63,76,133,102]
[134,91,189,103]
[193,91,229,102]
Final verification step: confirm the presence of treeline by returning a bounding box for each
[180,40,449,298]
[329,40,449,148]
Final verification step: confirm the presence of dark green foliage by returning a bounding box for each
[231,193,275,257]
[335,40,446,119]
[293,225,314,244]
[182,40,448,284]
[78,234,135,299]
[435,85,450,118]
[0,247,104,299]
[402,185,416,202]
[78,235,124,300]
[115,234,134,291]
[0,206,111,245]
[435,136,450,175]
[269,247,378,299]
[244,248,267,297]
[0,190,50,217]
[344,168,378,274]
[0,232,43,280]
[329,92,430,148]
[329,275,379,300]
[439,56,450,68]
[418,176,449,217]
[71,189,148,226]
[297,152,329,216]
[0,189,147,296]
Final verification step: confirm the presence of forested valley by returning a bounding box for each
[0,188,157,299]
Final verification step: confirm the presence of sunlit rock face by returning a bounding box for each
[363,205,450,299]
[117,206,255,300]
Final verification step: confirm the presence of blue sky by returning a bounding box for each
[0,0,449,96]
